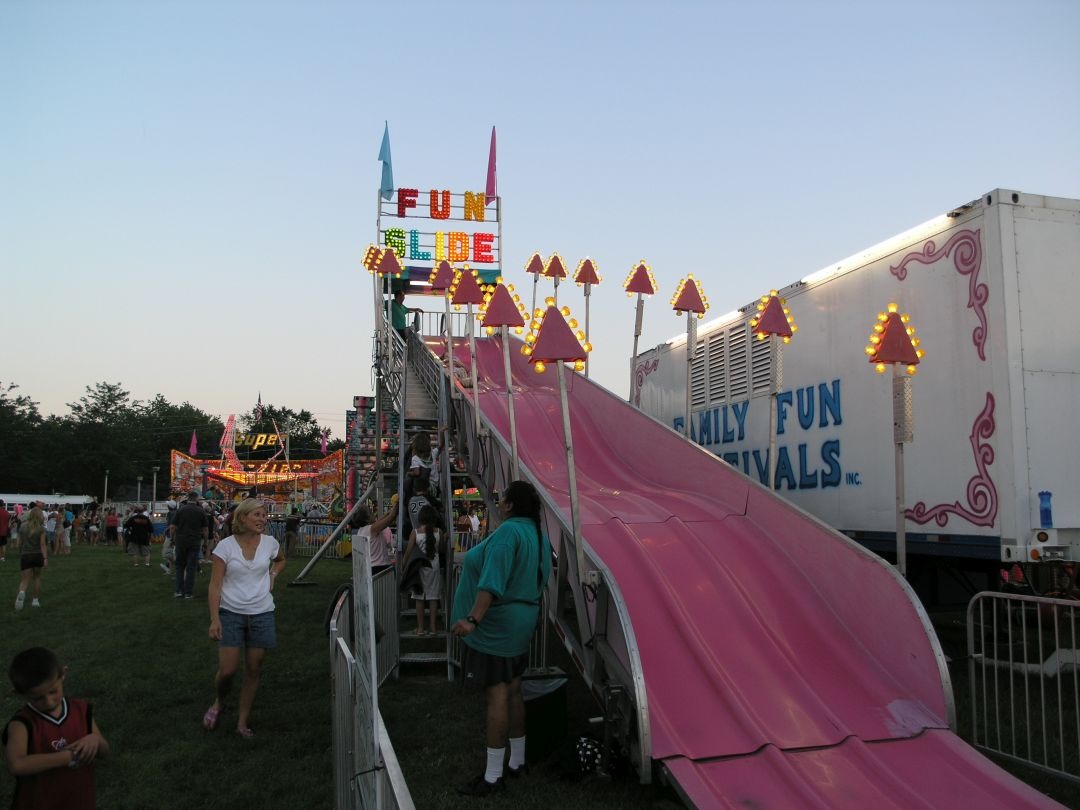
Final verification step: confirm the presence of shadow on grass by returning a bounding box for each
[378,643,684,809]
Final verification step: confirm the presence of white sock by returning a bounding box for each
[484,747,505,783]
[508,736,526,769]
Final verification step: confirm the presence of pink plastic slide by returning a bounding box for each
[441,334,1060,808]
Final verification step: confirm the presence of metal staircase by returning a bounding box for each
[381,323,644,777]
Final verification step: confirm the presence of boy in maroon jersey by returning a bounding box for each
[3,648,109,810]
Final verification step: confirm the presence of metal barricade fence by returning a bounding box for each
[372,566,399,686]
[454,531,481,553]
[967,590,1080,784]
[329,587,414,809]
[269,518,342,559]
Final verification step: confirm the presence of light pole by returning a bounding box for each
[428,260,456,400]
[137,476,143,505]
[449,265,487,454]
[524,252,544,320]
[543,253,566,306]
[480,282,528,480]
[103,469,110,506]
[750,292,797,490]
[573,259,601,378]
[671,275,710,438]
[865,302,925,577]
[624,261,658,406]
[523,303,591,584]
[151,466,159,514]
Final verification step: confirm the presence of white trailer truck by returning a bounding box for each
[635,189,1079,595]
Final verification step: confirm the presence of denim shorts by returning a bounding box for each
[218,609,277,649]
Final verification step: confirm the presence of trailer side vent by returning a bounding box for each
[728,324,749,400]
[691,339,707,408]
[751,333,772,395]
[708,332,726,404]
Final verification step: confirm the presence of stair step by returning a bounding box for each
[399,652,449,664]
[400,631,447,640]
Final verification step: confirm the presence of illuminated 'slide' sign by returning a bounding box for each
[378,188,500,282]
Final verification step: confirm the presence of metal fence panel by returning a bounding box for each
[332,638,358,810]
[967,591,1080,784]
[329,577,415,809]
[373,566,400,686]
[269,518,343,559]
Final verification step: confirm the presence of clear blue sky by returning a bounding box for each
[3,0,1078,442]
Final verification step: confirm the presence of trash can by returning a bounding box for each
[522,672,568,762]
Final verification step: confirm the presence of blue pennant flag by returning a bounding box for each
[378,121,394,201]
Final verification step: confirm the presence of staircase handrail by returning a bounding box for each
[406,335,653,777]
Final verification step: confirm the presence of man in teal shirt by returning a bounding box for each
[387,289,419,340]
[450,482,552,795]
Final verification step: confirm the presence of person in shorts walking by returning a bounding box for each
[203,498,286,737]
[14,506,48,610]
[124,505,154,568]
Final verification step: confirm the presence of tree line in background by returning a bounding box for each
[0,382,344,498]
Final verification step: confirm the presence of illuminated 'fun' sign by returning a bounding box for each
[378,188,500,282]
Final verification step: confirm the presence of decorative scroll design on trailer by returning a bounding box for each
[891,228,997,529]
[633,358,659,406]
[890,229,987,360]
[906,392,998,528]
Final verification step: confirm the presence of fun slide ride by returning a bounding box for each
[433,333,1060,808]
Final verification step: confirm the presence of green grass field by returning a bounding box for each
[0,547,677,809]
[2,548,1074,809]
[1,545,336,809]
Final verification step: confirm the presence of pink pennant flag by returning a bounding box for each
[189,430,198,456]
[485,126,497,205]
[320,431,328,456]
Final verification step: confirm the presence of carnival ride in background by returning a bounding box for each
[169,414,344,515]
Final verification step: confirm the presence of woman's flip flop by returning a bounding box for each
[202,705,220,731]
[237,727,255,739]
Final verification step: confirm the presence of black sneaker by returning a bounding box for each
[457,774,505,797]
[507,763,528,779]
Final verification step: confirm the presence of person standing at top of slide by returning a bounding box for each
[387,288,422,341]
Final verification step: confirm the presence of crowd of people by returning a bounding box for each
[4,436,550,802]
[4,492,287,806]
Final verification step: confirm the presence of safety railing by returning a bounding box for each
[407,328,443,405]
[967,591,1080,784]
[329,578,414,809]
[406,330,654,782]
[453,530,482,553]
[413,309,474,342]
[373,566,400,686]
[269,518,343,559]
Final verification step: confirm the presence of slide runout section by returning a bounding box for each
[665,730,1058,809]
[435,335,1061,807]
[587,517,946,759]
